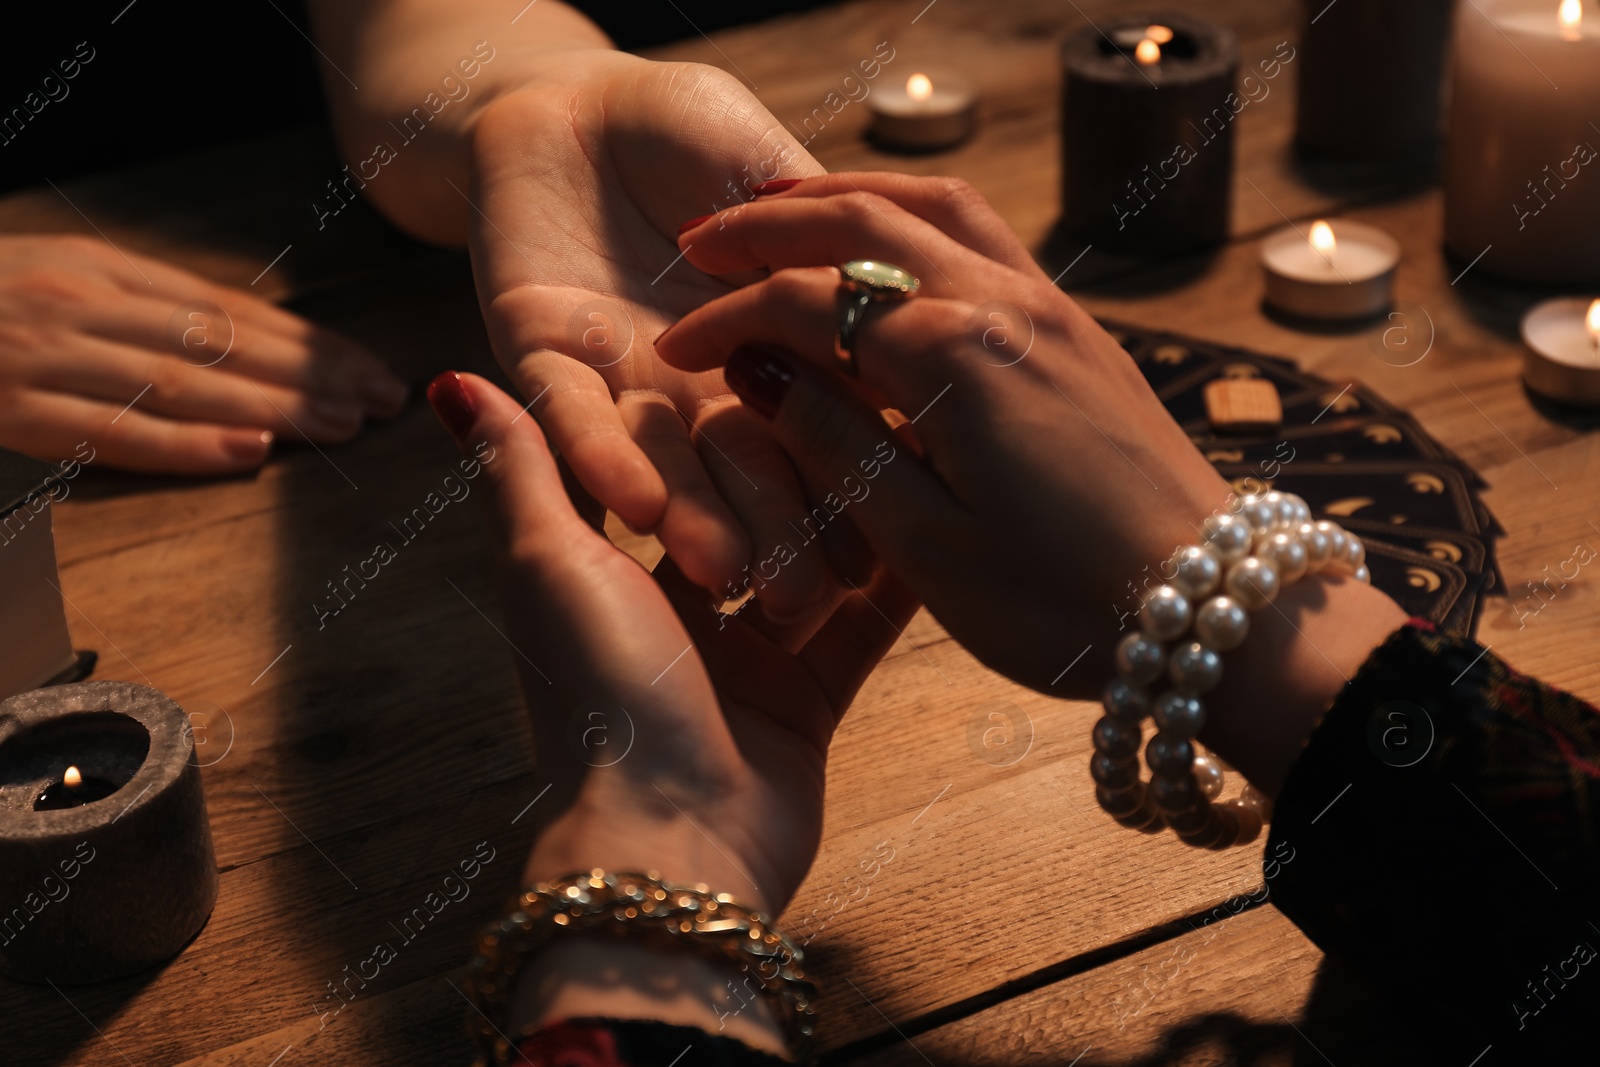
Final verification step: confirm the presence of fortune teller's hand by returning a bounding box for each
[465,52,859,617]
[0,234,406,474]
[654,174,1405,744]
[425,368,915,916]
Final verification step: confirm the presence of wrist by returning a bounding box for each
[1198,574,1406,797]
[527,791,775,915]
[506,933,790,1058]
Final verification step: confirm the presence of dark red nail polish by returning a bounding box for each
[678,213,714,235]
[426,371,477,440]
[724,345,796,420]
[752,178,803,196]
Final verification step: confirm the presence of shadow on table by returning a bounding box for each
[0,965,166,1067]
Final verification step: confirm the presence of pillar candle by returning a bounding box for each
[1444,0,1600,284]
[1060,13,1240,255]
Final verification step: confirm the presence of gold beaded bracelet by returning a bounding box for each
[462,869,817,1065]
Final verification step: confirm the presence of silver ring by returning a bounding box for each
[835,259,920,376]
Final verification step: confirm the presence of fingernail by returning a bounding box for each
[678,213,715,235]
[724,345,796,421]
[753,178,803,196]
[426,371,477,441]
[225,430,273,464]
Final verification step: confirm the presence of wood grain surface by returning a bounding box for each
[2,0,1591,1064]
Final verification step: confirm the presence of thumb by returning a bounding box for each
[424,370,599,559]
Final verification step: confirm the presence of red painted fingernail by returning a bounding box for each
[753,178,803,196]
[426,371,477,441]
[724,345,796,420]
[678,213,715,235]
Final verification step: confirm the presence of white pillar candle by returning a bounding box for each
[1444,0,1600,284]
[868,71,977,151]
[1261,219,1400,321]
[1522,297,1600,403]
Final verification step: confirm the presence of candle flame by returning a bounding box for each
[64,765,82,788]
[1146,24,1174,44]
[1561,0,1582,39]
[1135,38,1162,65]
[1586,298,1600,341]
[1309,220,1337,259]
[907,73,933,101]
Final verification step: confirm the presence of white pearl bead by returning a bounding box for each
[1167,641,1223,695]
[1238,494,1277,534]
[1200,513,1252,566]
[1194,596,1249,651]
[1169,545,1221,600]
[1154,689,1207,736]
[1115,631,1166,686]
[1262,491,1296,530]
[1191,754,1224,799]
[1344,535,1366,568]
[1260,531,1308,585]
[1140,585,1193,642]
[1298,521,1332,572]
[1283,494,1312,527]
[1224,556,1281,610]
[1315,521,1349,572]
[1354,564,1370,583]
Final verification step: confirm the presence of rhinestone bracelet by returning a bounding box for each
[463,869,816,1065]
[1093,491,1368,849]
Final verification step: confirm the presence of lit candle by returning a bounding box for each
[867,70,977,152]
[1444,0,1600,284]
[1060,13,1240,254]
[1522,297,1600,404]
[33,763,120,811]
[1260,218,1400,322]
[0,681,218,984]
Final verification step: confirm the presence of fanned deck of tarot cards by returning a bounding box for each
[1106,321,1501,637]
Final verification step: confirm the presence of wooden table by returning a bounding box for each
[5,1,1595,1064]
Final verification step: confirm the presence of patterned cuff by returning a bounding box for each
[1268,622,1600,1056]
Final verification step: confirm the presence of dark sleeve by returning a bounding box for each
[1268,621,1600,1058]
[513,1018,790,1066]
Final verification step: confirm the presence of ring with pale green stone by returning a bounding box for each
[835,259,920,376]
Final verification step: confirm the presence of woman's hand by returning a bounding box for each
[654,174,1237,696]
[464,52,853,615]
[654,175,1407,791]
[0,235,406,474]
[425,369,914,912]
[427,368,915,1050]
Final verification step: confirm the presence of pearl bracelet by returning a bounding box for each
[1092,491,1369,849]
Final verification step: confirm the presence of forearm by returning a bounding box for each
[305,0,614,243]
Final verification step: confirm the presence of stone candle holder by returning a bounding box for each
[0,681,218,984]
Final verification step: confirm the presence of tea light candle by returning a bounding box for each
[1444,0,1600,284]
[0,681,218,984]
[1522,297,1600,404]
[1060,13,1239,254]
[868,71,977,151]
[1261,219,1400,322]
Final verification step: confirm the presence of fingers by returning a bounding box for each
[507,348,669,533]
[692,400,837,621]
[657,267,973,411]
[617,393,749,591]
[94,279,407,417]
[731,173,1046,279]
[718,344,975,601]
[0,389,274,475]
[678,189,1011,298]
[37,335,366,443]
